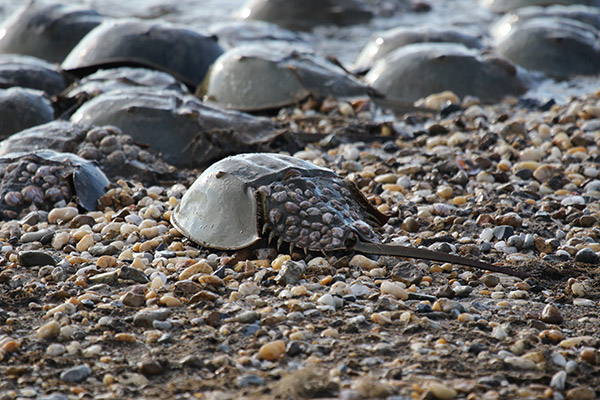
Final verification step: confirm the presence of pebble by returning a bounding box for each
[317,294,336,308]
[428,382,457,400]
[574,248,599,264]
[565,387,596,400]
[133,308,171,328]
[48,207,79,224]
[19,251,56,267]
[540,304,563,324]
[380,281,408,300]
[482,274,499,288]
[37,321,60,340]
[275,260,306,285]
[349,254,378,270]
[60,364,91,383]
[258,340,285,361]
[550,370,567,390]
[119,265,149,283]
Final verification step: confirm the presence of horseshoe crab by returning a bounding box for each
[62,19,224,90]
[0,121,175,183]
[0,150,109,220]
[364,43,526,105]
[200,44,369,111]
[0,54,67,96]
[491,5,600,39]
[495,17,600,78]
[0,2,103,63]
[208,20,307,48]
[353,27,483,72]
[236,0,372,31]
[70,88,281,168]
[173,153,526,277]
[0,87,54,140]
[483,0,600,13]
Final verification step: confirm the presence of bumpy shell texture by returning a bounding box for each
[172,153,387,251]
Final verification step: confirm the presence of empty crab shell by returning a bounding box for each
[172,153,388,251]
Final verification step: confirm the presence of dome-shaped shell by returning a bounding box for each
[172,153,348,250]
[0,87,54,140]
[495,17,600,78]
[0,3,103,63]
[353,27,483,72]
[201,44,369,111]
[491,5,600,40]
[237,0,372,31]
[483,0,600,13]
[0,54,67,96]
[62,19,224,89]
[364,43,526,104]
[70,88,279,168]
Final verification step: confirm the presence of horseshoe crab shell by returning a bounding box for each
[0,54,67,96]
[483,0,600,13]
[0,2,103,63]
[364,43,526,105]
[495,17,600,78]
[491,5,600,40]
[172,153,387,250]
[0,150,109,220]
[200,44,369,111]
[70,88,280,168]
[0,87,54,140]
[353,27,483,72]
[237,0,372,31]
[62,19,224,89]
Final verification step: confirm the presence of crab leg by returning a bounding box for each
[352,240,529,278]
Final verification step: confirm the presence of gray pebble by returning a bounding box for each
[60,364,91,383]
[575,248,599,264]
[19,250,56,267]
[88,270,119,284]
[507,235,523,249]
[235,310,260,323]
[494,225,514,240]
[275,260,306,285]
[152,320,172,330]
[88,244,120,256]
[20,229,54,243]
[119,265,149,283]
[134,308,172,327]
[236,374,265,387]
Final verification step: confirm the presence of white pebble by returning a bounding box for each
[380,281,408,300]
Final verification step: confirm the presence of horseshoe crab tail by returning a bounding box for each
[352,240,529,278]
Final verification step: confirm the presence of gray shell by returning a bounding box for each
[237,0,372,31]
[0,149,109,219]
[0,3,103,63]
[364,43,526,104]
[172,153,386,250]
[0,54,67,96]
[64,67,188,101]
[483,0,600,13]
[495,17,600,78]
[62,19,224,89]
[353,27,483,72]
[491,5,600,40]
[70,88,279,168]
[201,44,369,111]
[0,87,54,140]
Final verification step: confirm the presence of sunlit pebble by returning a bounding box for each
[427,381,457,400]
[37,320,61,340]
[238,282,260,296]
[258,340,285,361]
[371,312,392,325]
[320,328,339,338]
[271,254,291,270]
[380,281,408,300]
[349,254,378,270]
[580,348,597,364]
[82,344,102,357]
[46,343,65,357]
[48,206,78,224]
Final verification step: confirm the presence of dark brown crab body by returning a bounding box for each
[173,153,526,277]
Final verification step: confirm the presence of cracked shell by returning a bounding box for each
[172,153,388,251]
